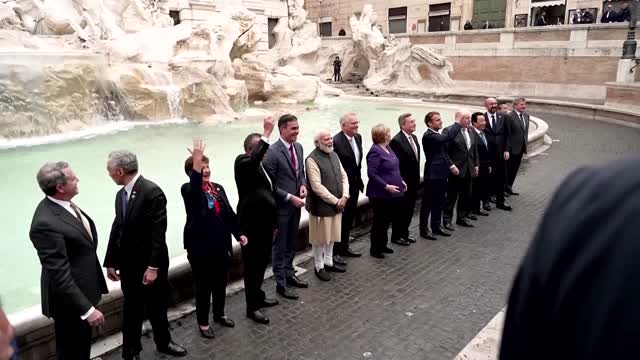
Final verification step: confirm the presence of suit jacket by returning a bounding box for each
[181,171,240,255]
[365,144,405,199]
[601,10,616,22]
[506,110,530,155]
[472,128,492,168]
[422,122,463,180]
[263,139,306,211]
[333,131,364,195]
[500,156,640,360]
[446,127,479,177]
[30,198,108,318]
[389,130,421,194]
[234,139,277,235]
[483,111,508,156]
[104,176,170,271]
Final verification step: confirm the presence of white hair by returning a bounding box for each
[313,128,332,144]
[339,112,357,125]
[108,150,138,174]
[455,109,471,121]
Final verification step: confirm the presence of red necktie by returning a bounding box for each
[289,144,297,175]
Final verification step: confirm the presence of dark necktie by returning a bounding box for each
[122,190,128,219]
[289,144,297,176]
[519,113,525,128]
[491,114,496,129]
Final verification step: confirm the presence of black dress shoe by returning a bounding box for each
[432,228,451,237]
[214,316,235,328]
[391,238,410,246]
[443,223,455,231]
[332,255,347,266]
[483,204,492,211]
[506,189,519,195]
[370,251,385,259]
[466,214,478,220]
[496,203,513,211]
[473,209,489,216]
[403,237,416,243]
[276,286,299,299]
[456,219,474,227]
[381,246,394,254]
[199,327,216,339]
[342,249,362,257]
[504,192,511,197]
[286,275,309,288]
[315,268,331,281]
[260,298,279,308]
[157,341,187,357]
[326,264,346,273]
[420,231,437,240]
[247,310,270,324]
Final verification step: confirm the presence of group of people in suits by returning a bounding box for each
[26,97,530,359]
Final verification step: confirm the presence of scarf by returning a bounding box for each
[202,181,221,216]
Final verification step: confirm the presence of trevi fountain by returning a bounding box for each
[0,0,460,315]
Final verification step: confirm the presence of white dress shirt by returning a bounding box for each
[260,135,273,191]
[46,196,96,321]
[343,133,360,166]
[123,173,141,200]
[279,137,298,201]
[402,130,418,158]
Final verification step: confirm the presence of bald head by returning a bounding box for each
[485,97,498,113]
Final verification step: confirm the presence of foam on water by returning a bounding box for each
[0,118,188,150]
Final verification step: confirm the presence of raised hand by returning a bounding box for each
[264,115,275,138]
[191,139,206,173]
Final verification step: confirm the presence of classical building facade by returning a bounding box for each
[304,0,633,34]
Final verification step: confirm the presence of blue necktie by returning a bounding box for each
[122,190,128,219]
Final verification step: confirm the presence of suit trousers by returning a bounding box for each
[491,155,507,204]
[273,207,301,289]
[507,153,524,190]
[393,187,417,240]
[443,173,472,224]
[369,197,403,253]
[472,166,491,211]
[423,178,448,231]
[335,190,359,255]
[188,251,229,326]
[120,266,171,358]
[242,231,272,312]
[53,309,92,360]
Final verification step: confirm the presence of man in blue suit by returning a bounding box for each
[419,110,462,239]
[263,114,309,300]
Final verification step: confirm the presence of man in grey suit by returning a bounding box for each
[263,114,309,300]
[29,161,108,360]
[505,97,530,195]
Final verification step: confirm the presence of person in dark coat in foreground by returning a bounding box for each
[500,156,640,360]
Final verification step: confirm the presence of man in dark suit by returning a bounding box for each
[29,161,108,360]
[389,113,420,246]
[483,97,512,211]
[104,151,186,360]
[263,114,309,300]
[470,112,492,216]
[505,97,530,196]
[419,111,462,239]
[235,115,280,325]
[443,111,479,229]
[332,112,364,261]
[601,4,616,23]
[500,157,640,360]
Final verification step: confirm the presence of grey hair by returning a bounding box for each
[454,109,471,121]
[513,97,527,105]
[36,161,69,196]
[313,128,332,144]
[108,150,138,174]
[339,112,357,125]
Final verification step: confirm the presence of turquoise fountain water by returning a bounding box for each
[0,96,455,313]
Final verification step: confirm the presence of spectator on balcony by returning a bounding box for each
[601,4,617,23]
[535,12,548,26]
[581,9,594,24]
[464,21,473,30]
[617,3,630,22]
[571,9,583,24]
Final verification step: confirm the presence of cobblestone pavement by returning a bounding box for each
[102,113,640,360]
